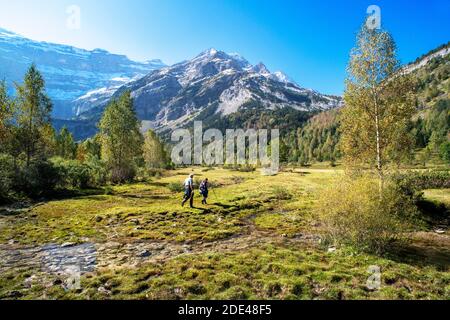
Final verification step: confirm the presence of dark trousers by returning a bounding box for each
[182,188,194,208]
[200,190,208,204]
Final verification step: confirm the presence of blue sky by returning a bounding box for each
[0,0,449,95]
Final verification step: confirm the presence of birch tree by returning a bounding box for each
[341,23,416,190]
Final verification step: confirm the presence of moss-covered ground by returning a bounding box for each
[0,168,448,300]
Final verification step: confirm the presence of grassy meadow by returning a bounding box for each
[0,167,448,300]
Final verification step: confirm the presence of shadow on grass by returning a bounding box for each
[40,188,106,201]
[213,202,235,209]
[416,199,449,228]
[189,206,213,214]
[384,199,449,270]
[386,240,450,271]
[0,188,107,215]
[148,181,170,188]
[118,193,170,200]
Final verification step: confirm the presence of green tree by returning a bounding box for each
[143,129,167,169]
[341,23,416,189]
[427,130,446,153]
[15,64,53,166]
[76,135,101,162]
[40,123,57,158]
[440,141,450,163]
[99,91,143,183]
[418,147,431,167]
[56,126,76,159]
[0,81,14,154]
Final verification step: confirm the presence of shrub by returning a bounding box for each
[271,186,292,200]
[110,165,136,184]
[103,186,114,195]
[0,154,16,203]
[52,157,90,189]
[14,160,60,199]
[316,176,419,254]
[84,155,108,186]
[167,182,184,193]
[226,164,256,172]
[52,156,108,189]
[391,170,450,196]
[230,176,245,184]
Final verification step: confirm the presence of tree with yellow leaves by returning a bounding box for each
[341,22,416,190]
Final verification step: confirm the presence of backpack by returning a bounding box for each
[199,181,207,194]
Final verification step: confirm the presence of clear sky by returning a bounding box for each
[0,0,449,95]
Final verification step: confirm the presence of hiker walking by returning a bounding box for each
[182,174,195,208]
[199,178,209,205]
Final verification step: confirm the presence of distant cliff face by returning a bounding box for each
[0,27,165,119]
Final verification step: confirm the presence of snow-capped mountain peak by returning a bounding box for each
[0,26,166,118]
[208,48,218,55]
[77,48,342,133]
[271,71,296,84]
[252,62,271,76]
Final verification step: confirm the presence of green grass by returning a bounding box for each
[423,189,450,206]
[0,168,333,245]
[1,244,448,300]
[0,167,448,300]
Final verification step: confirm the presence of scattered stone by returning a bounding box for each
[174,288,183,296]
[139,250,152,258]
[7,290,23,298]
[434,229,445,234]
[281,234,288,238]
[130,219,140,225]
[61,242,75,248]
[24,275,37,288]
[8,239,18,245]
[328,246,337,253]
[98,286,111,295]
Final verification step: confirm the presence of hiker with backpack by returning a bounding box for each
[182,174,195,208]
[199,178,209,205]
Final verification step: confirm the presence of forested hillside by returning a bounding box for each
[280,109,340,164]
[286,43,450,165]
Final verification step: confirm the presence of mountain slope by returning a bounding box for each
[406,42,450,106]
[292,42,450,164]
[77,48,342,136]
[0,27,165,118]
